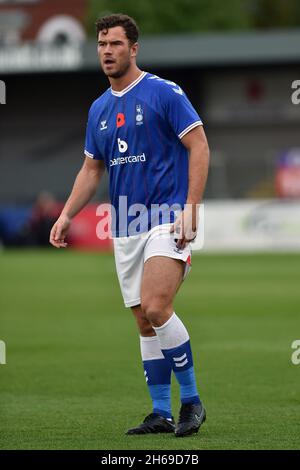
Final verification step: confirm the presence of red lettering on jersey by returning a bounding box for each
[116,113,125,128]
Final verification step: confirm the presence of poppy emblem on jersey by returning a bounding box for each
[116,113,125,128]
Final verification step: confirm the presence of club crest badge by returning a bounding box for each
[136,104,143,125]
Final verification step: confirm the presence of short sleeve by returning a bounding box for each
[84,106,103,160]
[162,82,203,140]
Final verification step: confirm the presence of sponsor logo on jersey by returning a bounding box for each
[117,138,128,153]
[136,104,143,125]
[116,112,125,128]
[100,120,107,130]
[148,75,184,95]
[112,138,146,165]
[110,153,146,167]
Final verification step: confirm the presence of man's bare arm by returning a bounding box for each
[49,157,105,248]
[171,125,210,248]
[183,125,209,207]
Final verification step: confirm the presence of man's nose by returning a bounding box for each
[103,44,112,54]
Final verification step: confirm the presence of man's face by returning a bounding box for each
[97,26,137,79]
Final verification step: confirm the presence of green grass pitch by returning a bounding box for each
[0,250,299,450]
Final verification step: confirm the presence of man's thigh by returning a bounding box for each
[113,235,145,308]
[141,256,185,312]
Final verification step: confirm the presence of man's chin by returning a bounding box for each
[105,70,125,79]
[102,63,130,79]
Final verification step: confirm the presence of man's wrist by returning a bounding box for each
[185,202,200,212]
[60,211,72,221]
[185,198,200,206]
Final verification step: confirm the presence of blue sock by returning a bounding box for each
[162,340,200,405]
[140,336,172,419]
[153,313,201,406]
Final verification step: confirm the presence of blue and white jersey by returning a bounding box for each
[84,71,202,237]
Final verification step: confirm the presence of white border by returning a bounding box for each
[111,71,147,97]
[84,150,94,158]
[178,121,203,139]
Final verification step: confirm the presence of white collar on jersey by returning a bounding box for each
[110,71,147,97]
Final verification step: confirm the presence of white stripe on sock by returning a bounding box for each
[174,353,187,362]
[174,358,188,367]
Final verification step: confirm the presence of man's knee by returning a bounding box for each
[141,297,172,327]
[139,318,155,336]
[131,307,154,336]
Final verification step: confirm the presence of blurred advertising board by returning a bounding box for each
[2,200,299,252]
[70,204,112,251]
[194,200,300,252]
[68,200,300,252]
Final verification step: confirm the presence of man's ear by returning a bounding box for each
[131,42,139,58]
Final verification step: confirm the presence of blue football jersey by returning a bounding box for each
[84,71,202,237]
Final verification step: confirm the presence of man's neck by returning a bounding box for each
[109,66,143,92]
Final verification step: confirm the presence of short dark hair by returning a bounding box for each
[96,14,139,44]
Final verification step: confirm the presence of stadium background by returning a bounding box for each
[0,0,300,450]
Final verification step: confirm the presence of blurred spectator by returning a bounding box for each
[0,191,62,247]
[24,191,62,246]
[276,149,300,199]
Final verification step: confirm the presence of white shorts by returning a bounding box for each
[113,223,192,308]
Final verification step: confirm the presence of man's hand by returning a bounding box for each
[49,214,71,248]
[170,204,199,250]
